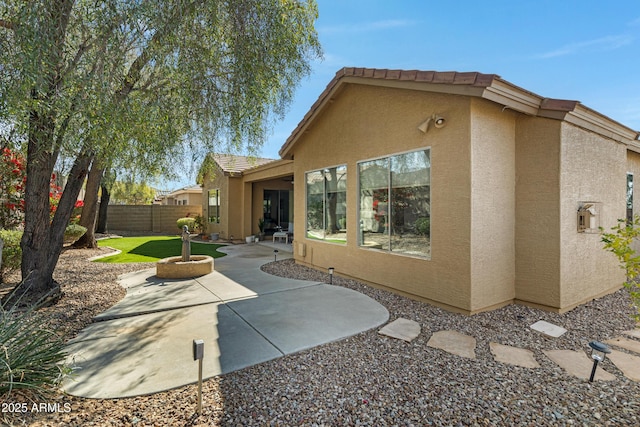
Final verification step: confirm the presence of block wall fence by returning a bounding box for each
[105,204,202,234]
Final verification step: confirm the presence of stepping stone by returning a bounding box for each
[530,320,567,338]
[543,349,616,381]
[622,329,640,340]
[378,318,421,342]
[490,342,540,368]
[605,337,640,355]
[427,330,476,359]
[608,350,640,382]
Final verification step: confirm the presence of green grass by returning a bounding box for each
[96,236,227,263]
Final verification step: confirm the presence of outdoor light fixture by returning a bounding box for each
[418,114,446,133]
[588,341,611,382]
[328,267,335,285]
[274,249,278,262]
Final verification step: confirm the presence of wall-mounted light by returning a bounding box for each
[418,114,446,133]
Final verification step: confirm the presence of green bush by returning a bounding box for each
[177,217,196,232]
[1,283,71,401]
[63,223,87,244]
[415,217,430,236]
[0,229,22,280]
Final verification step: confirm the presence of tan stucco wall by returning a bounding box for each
[514,117,562,308]
[201,167,240,240]
[558,124,626,309]
[469,98,516,311]
[290,84,476,312]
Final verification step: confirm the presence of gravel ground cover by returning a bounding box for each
[4,247,640,426]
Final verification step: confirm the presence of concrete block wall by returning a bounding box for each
[106,205,203,234]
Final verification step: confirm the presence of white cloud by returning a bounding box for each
[319,19,415,35]
[534,34,633,59]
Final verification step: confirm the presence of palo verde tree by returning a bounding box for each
[0,0,321,301]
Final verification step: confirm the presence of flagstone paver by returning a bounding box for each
[605,336,640,354]
[607,350,640,382]
[543,349,616,381]
[490,342,540,368]
[427,330,476,359]
[378,318,421,342]
[622,329,640,340]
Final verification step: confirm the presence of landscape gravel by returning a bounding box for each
[5,247,640,426]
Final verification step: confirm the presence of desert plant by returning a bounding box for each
[176,217,196,232]
[1,283,71,401]
[0,229,22,281]
[63,224,87,245]
[601,216,640,321]
[193,215,205,233]
[415,217,430,236]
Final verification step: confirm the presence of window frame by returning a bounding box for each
[357,147,431,259]
[305,164,348,244]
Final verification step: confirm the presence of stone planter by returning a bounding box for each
[156,255,214,279]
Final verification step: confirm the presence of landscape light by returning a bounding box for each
[274,249,278,262]
[588,341,611,382]
[328,267,335,285]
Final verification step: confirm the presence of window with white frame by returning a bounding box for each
[306,165,347,243]
[358,148,431,258]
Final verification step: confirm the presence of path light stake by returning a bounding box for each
[274,249,278,262]
[193,339,205,415]
[588,341,611,382]
[328,267,334,285]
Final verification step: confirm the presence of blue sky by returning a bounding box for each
[166,0,640,188]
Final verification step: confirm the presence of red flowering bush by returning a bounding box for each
[0,147,27,229]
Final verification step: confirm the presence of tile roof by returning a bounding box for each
[213,154,276,175]
[279,67,640,158]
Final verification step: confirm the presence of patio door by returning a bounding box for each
[263,190,292,232]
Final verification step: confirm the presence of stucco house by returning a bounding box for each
[205,67,640,315]
[200,153,293,241]
[158,185,203,206]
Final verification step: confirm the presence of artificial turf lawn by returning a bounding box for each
[95,236,227,263]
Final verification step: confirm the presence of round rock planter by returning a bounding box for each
[156,255,214,279]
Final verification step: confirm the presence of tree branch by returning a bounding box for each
[0,19,14,31]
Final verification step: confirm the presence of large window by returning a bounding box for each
[306,165,347,243]
[358,148,431,258]
[208,189,220,223]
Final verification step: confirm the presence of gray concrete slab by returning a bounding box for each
[63,243,389,398]
[95,274,221,321]
[64,303,283,398]
[227,284,389,354]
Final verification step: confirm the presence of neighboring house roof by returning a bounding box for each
[279,67,640,158]
[165,185,202,197]
[212,153,277,176]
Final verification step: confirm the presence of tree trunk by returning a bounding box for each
[72,158,105,248]
[20,144,92,303]
[96,183,111,233]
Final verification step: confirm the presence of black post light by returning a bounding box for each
[274,249,278,262]
[588,341,611,382]
[328,267,335,285]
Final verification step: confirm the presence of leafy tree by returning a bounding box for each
[0,0,321,301]
[110,180,157,205]
[601,217,640,321]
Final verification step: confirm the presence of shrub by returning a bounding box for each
[1,283,71,402]
[415,217,430,236]
[0,229,22,281]
[63,224,87,245]
[177,217,196,232]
